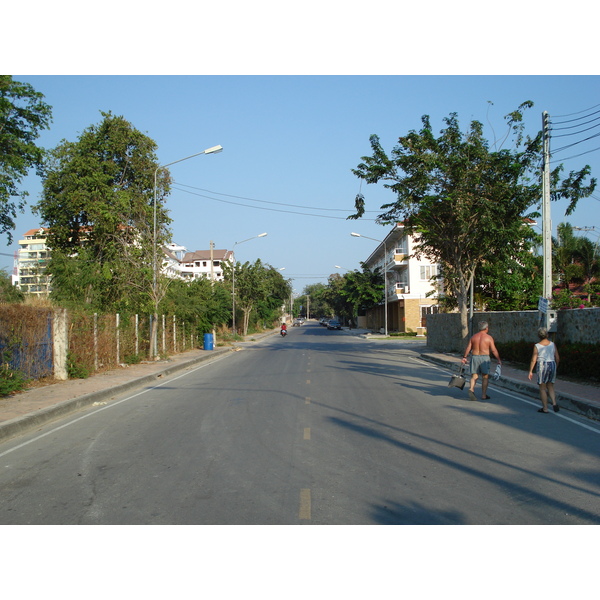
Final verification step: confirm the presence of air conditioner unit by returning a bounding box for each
[396,284,409,294]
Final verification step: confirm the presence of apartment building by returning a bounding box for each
[14,228,52,295]
[359,223,441,334]
[179,247,234,282]
[13,229,235,294]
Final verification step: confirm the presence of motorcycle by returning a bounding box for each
[280,328,287,337]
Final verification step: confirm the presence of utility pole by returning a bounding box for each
[542,111,552,301]
[541,111,556,332]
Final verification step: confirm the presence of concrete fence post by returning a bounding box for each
[53,308,68,381]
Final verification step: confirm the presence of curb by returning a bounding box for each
[0,347,232,445]
[420,353,600,422]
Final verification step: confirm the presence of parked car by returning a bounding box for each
[327,320,342,330]
[319,318,329,326]
[292,318,303,326]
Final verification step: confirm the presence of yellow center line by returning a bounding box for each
[305,397,311,404]
[299,489,311,520]
[304,427,311,440]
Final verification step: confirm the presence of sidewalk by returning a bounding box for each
[341,327,600,421]
[0,329,278,444]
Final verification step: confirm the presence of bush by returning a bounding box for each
[0,361,28,397]
[123,353,142,365]
[67,352,91,379]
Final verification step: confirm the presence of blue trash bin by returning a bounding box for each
[203,333,214,351]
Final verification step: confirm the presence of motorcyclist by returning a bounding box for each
[280,322,287,335]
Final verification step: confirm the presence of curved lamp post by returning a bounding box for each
[232,233,267,334]
[351,232,388,336]
[151,145,222,357]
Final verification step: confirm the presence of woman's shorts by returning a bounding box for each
[537,361,556,384]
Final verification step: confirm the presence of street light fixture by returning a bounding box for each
[151,145,223,357]
[232,233,267,334]
[351,232,388,335]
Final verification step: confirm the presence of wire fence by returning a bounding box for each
[0,305,201,381]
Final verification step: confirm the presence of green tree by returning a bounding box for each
[552,223,600,306]
[469,220,543,311]
[162,278,232,334]
[350,104,596,343]
[553,222,583,289]
[339,264,385,323]
[302,282,333,318]
[0,76,52,243]
[0,268,24,303]
[33,111,171,318]
[224,259,290,335]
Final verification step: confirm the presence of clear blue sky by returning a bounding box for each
[4,4,599,294]
[4,75,599,293]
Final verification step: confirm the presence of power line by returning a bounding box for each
[551,130,600,155]
[553,103,600,119]
[550,115,600,136]
[171,184,377,221]
[173,181,380,214]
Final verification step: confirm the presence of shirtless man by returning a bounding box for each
[461,321,502,401]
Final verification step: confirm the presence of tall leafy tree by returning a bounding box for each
[553,222,583,290]
[340,264,384,322]
[162,278,232,333]
[34,111,171,316]
[224,259,290,335]
[301,282,331,318]
[350,103,596,342]
[0,76,52,243]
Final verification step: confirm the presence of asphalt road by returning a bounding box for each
[1,321,599,524]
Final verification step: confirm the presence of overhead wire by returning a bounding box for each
[171,182,378,221]
[552,102,600,119]
[173,182,379,213]
[548,102,600,162]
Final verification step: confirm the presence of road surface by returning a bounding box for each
[1,321,598,524]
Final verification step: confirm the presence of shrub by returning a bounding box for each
[497,340,600,382]
[0,360,28,397]
[67,352,91,379]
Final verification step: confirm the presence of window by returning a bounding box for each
[420,265,438,281]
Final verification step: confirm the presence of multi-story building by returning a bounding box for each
[179,246,234,282]
[13,228,235,294]
[14,228,52,295]
[358,223,442,334]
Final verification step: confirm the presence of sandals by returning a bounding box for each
[537,408,549,413]
[553,404,560,412]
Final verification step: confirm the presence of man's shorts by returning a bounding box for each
[470,355,491,375]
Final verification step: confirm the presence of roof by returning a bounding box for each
[181,249,233,262]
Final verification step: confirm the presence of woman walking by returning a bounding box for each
[528,327,560,413]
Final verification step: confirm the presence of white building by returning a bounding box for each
[179,247,234,282]
[13,228,235,294]
[14,228,52,295]
[359,223,442,333]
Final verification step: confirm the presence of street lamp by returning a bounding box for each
[351,232,388,335]
[232,233,267,334]
[151,145,223,357]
